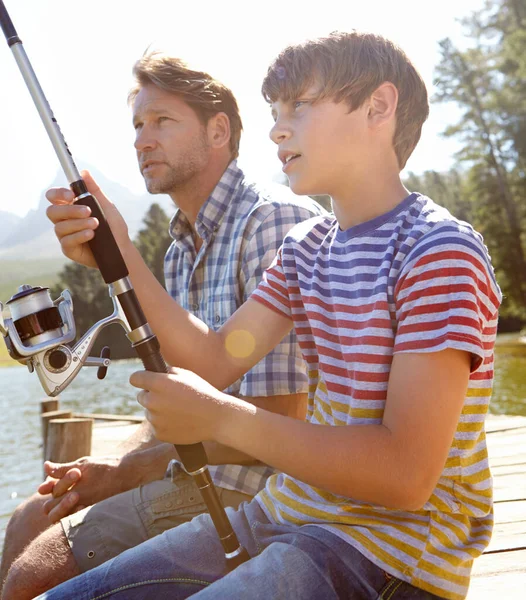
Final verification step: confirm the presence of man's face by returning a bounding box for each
[132,84,210,194]
[269,85,369,198]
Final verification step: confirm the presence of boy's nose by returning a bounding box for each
[269,119,291,145]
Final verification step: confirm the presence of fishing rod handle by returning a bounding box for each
[135,333,248,566]
[69,180,129,284]
[133,334,208,472]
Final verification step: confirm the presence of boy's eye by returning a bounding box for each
[293,100,307,109]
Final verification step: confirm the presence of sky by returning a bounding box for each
[0,0,487,218]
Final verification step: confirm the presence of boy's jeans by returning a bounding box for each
[36,499,442,599]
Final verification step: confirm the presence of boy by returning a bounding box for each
[32,31,501,599]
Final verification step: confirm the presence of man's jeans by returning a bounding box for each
[36,499,443,599]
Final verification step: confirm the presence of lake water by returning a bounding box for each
[1,348,525,558]
[0,360,143,558]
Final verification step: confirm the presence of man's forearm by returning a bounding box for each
[116,420,161,454]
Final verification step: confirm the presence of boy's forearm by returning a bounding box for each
[120,241,232,385]
[216,401,431,511]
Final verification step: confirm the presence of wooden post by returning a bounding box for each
[45,418,93,463]
[40,398,59,414]
[41,410,73,461]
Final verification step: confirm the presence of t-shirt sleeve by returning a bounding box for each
[393,228,502,372]
[250,246,292,320]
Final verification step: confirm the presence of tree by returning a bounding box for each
[134,203,172,285]
[433,0,526,323]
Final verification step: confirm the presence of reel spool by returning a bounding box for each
[8,285,66,347]
[0,283,130,396]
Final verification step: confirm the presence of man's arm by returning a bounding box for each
[135,348,471,511]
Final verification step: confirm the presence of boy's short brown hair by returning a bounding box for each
[261,31,429,170]
[129,52,243,159]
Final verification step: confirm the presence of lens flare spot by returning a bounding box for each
[225,330,256,359]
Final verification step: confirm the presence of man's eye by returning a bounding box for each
[133,122,142,131]
[158,116,170,123]
[293,101,306,109]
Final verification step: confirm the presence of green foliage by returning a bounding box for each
[430,0,526,328]
[134,203,172,285]
[50,203,172,359]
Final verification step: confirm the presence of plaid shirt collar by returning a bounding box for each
[168,159,243,244]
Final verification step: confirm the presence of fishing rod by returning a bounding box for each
[0,0,248,570]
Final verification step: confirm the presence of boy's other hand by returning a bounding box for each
[46,170,130,268]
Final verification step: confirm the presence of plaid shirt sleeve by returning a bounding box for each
[237,204,313,398]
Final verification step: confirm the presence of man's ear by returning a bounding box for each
[207,112,231,150]
[367,82,398,129]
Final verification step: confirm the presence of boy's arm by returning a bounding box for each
[218,347,470,509]
[135,347,470,511]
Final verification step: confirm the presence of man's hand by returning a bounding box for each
[131,367,248,446]
[37,457,124,523]
[46,170,130,268]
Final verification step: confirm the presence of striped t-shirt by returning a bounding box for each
[251,192,502,600]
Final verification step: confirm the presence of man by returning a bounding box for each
[0,51,324,599]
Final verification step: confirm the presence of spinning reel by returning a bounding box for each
[0,284,132,397]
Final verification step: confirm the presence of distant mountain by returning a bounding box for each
[0,166,175,260]
[0,211,22,245]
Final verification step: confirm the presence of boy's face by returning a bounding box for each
[269,85,370,198]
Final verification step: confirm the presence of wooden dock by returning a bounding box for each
[42,406,526,596]
[466,414,526,598]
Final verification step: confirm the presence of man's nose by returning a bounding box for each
[134,126,157,152]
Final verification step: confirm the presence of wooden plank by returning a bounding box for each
[491,462,526,477]
[467,549,526,599]
[486,438,526,462]
[472,547,526,575]
[73,412,144,423]
[487,430,526,448]
[467,571,526,599]
[487,500,526,553]
[493,473,526,503]
[90,421,141,457]
[490,451,526,468]
[486,415,526,434]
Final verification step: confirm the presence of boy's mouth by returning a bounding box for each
[280,152,302,170]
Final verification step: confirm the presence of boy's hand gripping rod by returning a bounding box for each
[0,0,248,570]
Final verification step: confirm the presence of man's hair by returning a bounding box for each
[129,52,243,159]
[261,31,429,169]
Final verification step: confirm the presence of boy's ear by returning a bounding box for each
[207,112,231,150]
[367,82,398,129]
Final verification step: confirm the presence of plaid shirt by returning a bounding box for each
[164,160,325,495]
